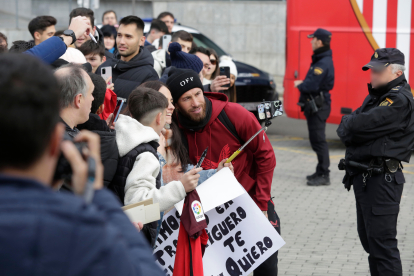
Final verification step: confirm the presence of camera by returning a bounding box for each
[53,132,87,181]
[257,100,283,121]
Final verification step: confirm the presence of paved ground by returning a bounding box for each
[263,116,414,276]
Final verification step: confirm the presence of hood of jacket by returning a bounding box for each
[115,114,160,157]
[204,92,229,128]
[109,46,154,72]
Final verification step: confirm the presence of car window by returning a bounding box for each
[192,33,227,57]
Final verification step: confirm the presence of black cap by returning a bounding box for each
[362,48,405,71]
[166,67,204,103]
[307,28,332,42]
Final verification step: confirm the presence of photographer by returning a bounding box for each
[0,54,164,276]
[167,67,280,276]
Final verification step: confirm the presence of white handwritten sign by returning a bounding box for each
[153,193,285,276]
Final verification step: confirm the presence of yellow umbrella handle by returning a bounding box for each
[226,150,241,163]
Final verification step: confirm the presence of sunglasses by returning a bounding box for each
[210,59,217,65]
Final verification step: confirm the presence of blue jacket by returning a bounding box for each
[298,48,334,105]
[0,174,165,276]
[24,36,67,64]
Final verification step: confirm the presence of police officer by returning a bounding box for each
[294,28,334,186]
[337,48,414,276]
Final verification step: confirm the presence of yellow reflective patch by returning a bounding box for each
[314,67,323,75]
[379,98,393,106]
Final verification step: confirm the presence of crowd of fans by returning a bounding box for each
[0,7,279,276]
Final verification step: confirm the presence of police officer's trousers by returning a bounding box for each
[305,104,331,175]
[353,169,404,276]
[254,199,280,276]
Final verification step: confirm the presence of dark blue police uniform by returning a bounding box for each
[297,28,334,185]
[337,48,414,276]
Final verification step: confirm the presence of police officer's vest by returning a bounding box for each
[346,82,414,163]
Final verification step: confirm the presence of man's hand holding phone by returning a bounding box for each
[106,113,115,129]
[68,16,92,42]
[60,130,104,195]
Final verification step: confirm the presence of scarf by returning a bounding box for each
[177,96,212,132]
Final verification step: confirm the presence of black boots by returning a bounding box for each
[307,174,330,186]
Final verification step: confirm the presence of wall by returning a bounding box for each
[153,1,286,79]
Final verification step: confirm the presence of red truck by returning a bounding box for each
[284,0,414,124]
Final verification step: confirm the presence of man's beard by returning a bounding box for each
[179,101,207,123]
[119,45,139,58]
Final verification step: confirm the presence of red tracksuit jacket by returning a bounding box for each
[179,92,276,211]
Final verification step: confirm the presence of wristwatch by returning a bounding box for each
[63,30,76,45]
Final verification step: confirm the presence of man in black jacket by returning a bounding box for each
[78,73,118,187]
[337,48,414,276]
[97,16,158,101]
[55,63,95,138]
[294,28,335,186]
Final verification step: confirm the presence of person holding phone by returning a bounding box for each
[202,48,220,86]
[96,16,159,101]
[218,55,238,102]
[152,30,194,78]
[0,53,165,276]
[190,47,232,93]
[144,19,168,48]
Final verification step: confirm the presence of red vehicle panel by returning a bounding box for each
[284,0,414,124]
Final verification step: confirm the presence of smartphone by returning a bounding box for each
[219,66,231,88]
[162,34,172,51]
[109,98,126,126]
[257,104,265,120]
[101,66,112,85]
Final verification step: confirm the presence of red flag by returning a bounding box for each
[173,190,208,276]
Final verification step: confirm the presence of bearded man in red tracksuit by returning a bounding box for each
[166,67,280,276]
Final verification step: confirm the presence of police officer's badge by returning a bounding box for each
[374,51,378,58]
[379,97,394,106]
[314,67,323,75]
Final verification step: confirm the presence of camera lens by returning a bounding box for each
[102,69,106,74]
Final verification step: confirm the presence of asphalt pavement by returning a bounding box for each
[261,115,414,276]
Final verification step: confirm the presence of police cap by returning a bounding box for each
[307,28,332,43]
[362,48,405,71]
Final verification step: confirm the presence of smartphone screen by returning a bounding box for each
[109,98,125,126]
[101,66,112,85]
[219,66,231,88]
[162,35,172,51]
